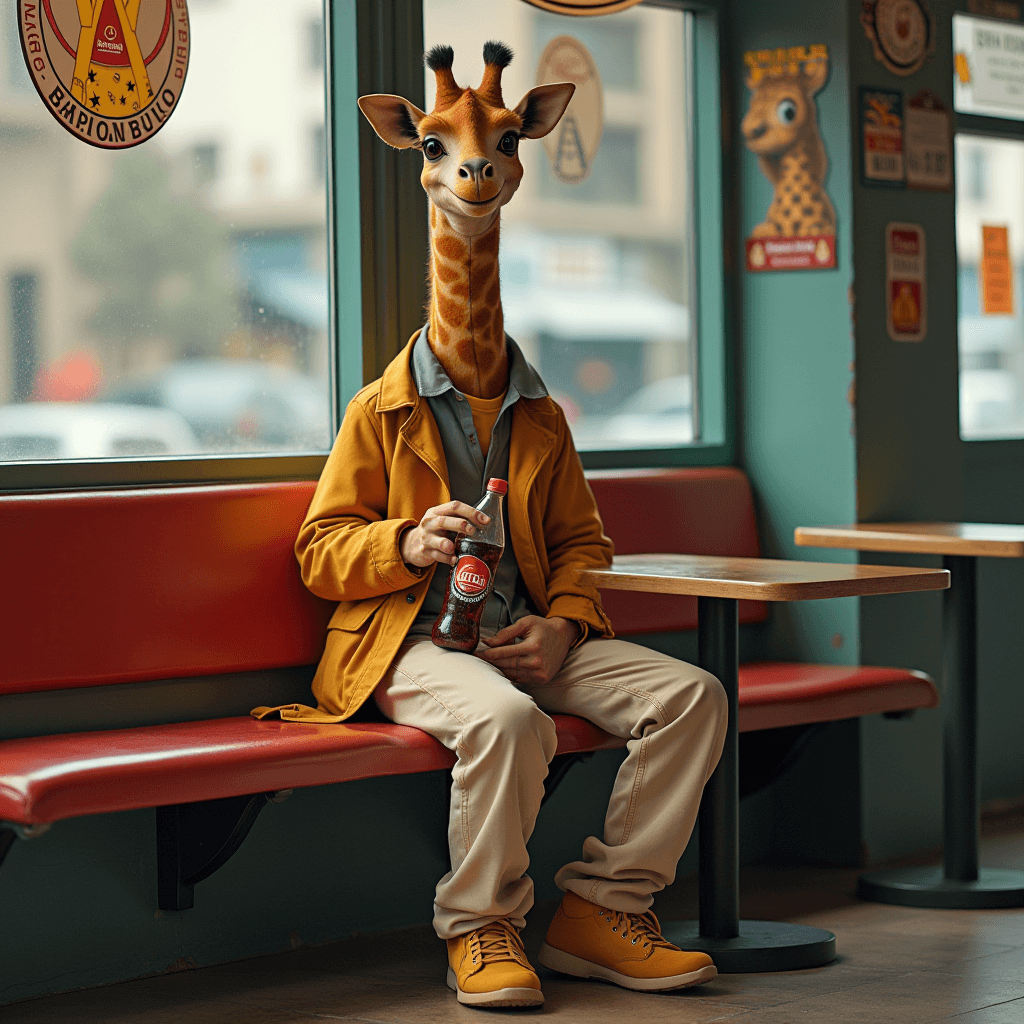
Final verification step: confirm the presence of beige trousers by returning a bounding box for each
[374,633,728,939]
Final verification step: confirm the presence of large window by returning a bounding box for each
[0,0,331,465]
[955,134,1024,439]
[422,0,697,451]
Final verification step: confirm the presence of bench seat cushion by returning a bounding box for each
[2,662,937,826]
[738,662,938,732]
[0,713,623,826]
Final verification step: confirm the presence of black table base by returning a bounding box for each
[858,867,1024,910]
[857,555,1024,910]
[664,920,836,974]
[681,596,837,973]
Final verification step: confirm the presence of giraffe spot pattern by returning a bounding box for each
[435,235,468,262]
[436,290,466,328]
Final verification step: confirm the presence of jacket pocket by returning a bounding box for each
[329,594,388,632]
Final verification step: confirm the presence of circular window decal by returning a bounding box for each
[521,0,645,14]
[18,0,190,149]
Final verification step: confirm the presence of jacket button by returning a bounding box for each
[406,593,416,603]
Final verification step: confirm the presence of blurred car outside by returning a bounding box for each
[0,403,198,461]
[568,374,694,450]
[102,360,332,453]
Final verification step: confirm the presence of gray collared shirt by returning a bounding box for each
[407,325,548,639]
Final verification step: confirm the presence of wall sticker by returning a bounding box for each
[905,89,952,190]
[861,0,935,77]
[536,36,603,184]
[860,87,905,187]
[18,0,189,149]
[742,45,837,273]
[886,222,927,342]
[980,225,1015,315]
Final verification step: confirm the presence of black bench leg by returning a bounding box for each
[0,827,16,870]
[0,821,52,871]
[543,752,593,805]
[156,791,291,911]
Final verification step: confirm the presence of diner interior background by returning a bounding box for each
[1,0,1024,1009]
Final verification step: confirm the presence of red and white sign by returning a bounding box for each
[745,235,836,273]
[886,222,927,342]
[452,556,490,598]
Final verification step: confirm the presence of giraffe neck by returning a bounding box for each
[427,204,508,400]
[780,137,823,186]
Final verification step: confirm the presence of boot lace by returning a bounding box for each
[599,907,681,952]
[468,918,530,968]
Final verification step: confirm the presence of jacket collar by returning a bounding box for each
[378,327,548,412]
[376,333,421,413]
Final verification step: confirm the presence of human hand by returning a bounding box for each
[399,500,491,569]
[477,615,579,685]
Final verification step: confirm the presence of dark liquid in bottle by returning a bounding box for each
[431,539,504,652]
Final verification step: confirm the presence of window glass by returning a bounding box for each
[0,0,331,463]
[956,134,1024,439]
[423,1,696,451]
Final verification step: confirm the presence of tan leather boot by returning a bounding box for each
[446,918,544,1007]
[539,890,717,992]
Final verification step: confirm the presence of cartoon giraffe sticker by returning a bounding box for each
[741,46,837,272]
[358,43,574,399]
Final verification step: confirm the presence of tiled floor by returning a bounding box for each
[6,814,1023,1023]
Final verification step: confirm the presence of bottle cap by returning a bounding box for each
[486,478,508,495]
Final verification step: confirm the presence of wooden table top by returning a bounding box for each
[579,554,950,602]
[794,523,1024,559]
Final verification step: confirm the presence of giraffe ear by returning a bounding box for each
[801,59,829,96]
[358,94,427,149]
[513,82,576,139]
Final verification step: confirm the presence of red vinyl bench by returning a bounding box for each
[0,470,937,910]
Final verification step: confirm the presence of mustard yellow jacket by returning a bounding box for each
[253,336,614,723]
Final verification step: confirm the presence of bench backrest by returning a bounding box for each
[1,483,331,695]
[587,468,768,634]
[0,467,766,696]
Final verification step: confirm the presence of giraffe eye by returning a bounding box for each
[776,99,797,124]
[423,137,446,161]
[499,131,519,155]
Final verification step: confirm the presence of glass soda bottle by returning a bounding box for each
[431,478,507,652]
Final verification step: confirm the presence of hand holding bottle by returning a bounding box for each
[400,500,491,568]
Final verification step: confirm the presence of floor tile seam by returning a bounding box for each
[936,993,1024,1021]
[917,964,1024,983]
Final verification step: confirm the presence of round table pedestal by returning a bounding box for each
[857,867,1024,910]
[664,921,836,974]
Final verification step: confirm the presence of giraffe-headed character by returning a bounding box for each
[741,55,836,240]
[359,44,575,399]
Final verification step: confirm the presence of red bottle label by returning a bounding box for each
[452,555,491,599]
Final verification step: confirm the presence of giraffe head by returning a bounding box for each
[740,58,828,158]
[358,43,575,239]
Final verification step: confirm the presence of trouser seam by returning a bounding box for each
[392,665,474,855]
[619,734,650,845]
[537,677,670,726]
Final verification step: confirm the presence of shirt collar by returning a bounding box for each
[411,325,548,403]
